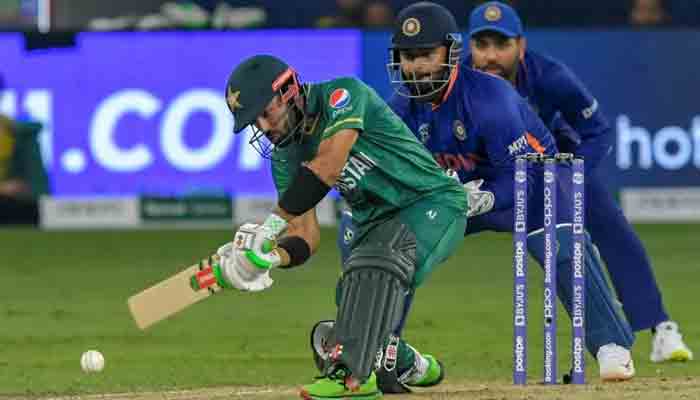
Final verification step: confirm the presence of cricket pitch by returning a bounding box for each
[6,377,700,400]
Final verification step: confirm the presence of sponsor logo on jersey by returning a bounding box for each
[508,135,528,155]
[329,88,351,109]
[453,120,467,141]
[508,133,545,155]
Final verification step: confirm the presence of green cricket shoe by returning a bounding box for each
[300,370,382,400]
[406,355,445,387]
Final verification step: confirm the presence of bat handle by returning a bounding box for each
[190,261,228,291]
[262,238,276,254]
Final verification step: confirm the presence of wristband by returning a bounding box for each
[277,236,311,268]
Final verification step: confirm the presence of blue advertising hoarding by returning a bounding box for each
[525,30,700,190]
[0,30,361,196]
[363,30,700,191]
[1,29,698,198]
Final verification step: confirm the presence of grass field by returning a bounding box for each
[0,224,698,398]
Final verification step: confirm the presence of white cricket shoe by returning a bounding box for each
[597,343,635,381]
[650,321,694,362]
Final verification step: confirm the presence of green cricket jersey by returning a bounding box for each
[272,77,466,236]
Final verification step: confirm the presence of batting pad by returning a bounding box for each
[335,266,410,381]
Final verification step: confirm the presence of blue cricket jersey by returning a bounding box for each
[466,50,613,171]
[389,64,556,212]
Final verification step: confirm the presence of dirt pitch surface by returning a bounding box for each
[6,377,700,400]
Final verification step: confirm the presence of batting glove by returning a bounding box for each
[215,242,273,292]
[234,214,288,270]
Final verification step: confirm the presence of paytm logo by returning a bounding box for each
[617,115,700,170]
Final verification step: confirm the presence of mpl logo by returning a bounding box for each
[515,170,527,183]
[573,172,584,185]
[617,115,700,170]
[329,88,351,109]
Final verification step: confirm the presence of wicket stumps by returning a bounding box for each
[512,153,586,385]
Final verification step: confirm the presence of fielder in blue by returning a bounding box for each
[465,1,692,364]
[331,2,637,386]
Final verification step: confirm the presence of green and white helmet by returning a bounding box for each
[225,54,304,158]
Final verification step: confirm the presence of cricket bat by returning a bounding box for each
[127,256,224,330]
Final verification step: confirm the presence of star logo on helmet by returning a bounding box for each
[227,87,243,111]
[485,5,502,22]
[402,17,421,37]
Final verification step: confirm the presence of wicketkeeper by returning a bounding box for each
[336,1,638,384]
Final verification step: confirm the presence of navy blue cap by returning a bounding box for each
[468,1,523,38]
[392,2,460,49]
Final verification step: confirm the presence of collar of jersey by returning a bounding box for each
[515,55,530,97]
[298,83,323,137]
[431,66,460,111]
[303,83,322,116]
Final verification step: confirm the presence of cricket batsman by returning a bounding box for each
[333,1,638,385]
[217,54,467,399]
[466,1,692,363]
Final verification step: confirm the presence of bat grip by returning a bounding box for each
[190,261,228,290]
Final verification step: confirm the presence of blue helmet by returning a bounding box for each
[387,2,463,101]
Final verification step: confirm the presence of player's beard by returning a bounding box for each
[478,59,518,83]
[251,102,305,160]
[403,68,451,103]
[275,102,306,148]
